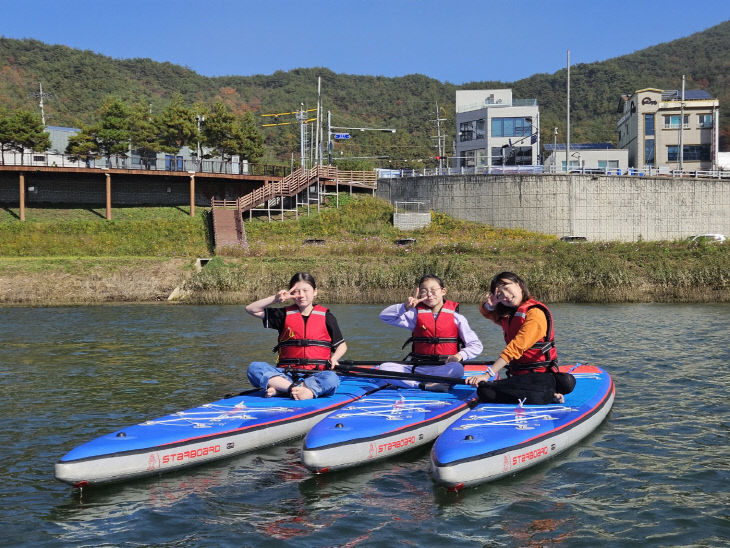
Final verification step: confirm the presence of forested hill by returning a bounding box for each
[1,20,728,166]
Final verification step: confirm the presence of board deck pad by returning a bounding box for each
[302,383,478,472]
[430,364,614,489]
[55,375,383,486]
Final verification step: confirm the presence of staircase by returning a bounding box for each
[211,202,248,252]
[209,166,377,251]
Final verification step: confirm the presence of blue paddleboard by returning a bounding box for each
[55,373,383,487]
[301,382,478,473]
[431,364,615,490]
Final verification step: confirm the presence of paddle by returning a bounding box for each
[337,359,495,367]
[334,364,473,385]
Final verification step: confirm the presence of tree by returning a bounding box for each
[65,127,99,167]
[155,93,197,156]
[202,101,237,170]
[235,111,265,163]
[129,101,159,169]
[95,97,131,166]
[4,109,51,165]
[0,107,12,165]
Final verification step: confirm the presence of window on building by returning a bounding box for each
[683,145,710,162]
[475,119,485,140]
[491,147,506,165]
[667,144,710,162]
[644,114,654,135]
[644,140,655,166]
[663,114,689,129]
[459,121,475,142]
[598,160,620,170]
[475,148,487,167]
[462,149,475,168]
[491,117,532,137]
[698,114,713,128]
[491,146,532,165]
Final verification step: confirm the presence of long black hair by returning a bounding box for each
[489,271,530,317]
[288,272,317,290]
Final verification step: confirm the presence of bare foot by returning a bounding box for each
[290,385,315,400]
[553,393,565,403]
[265,375,292,397]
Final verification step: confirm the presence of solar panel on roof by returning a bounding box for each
[544,143,615,151]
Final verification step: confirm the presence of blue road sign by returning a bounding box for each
[334,133,351,139]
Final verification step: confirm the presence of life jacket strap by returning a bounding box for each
[277,358,330,369]
[273,339,332,352]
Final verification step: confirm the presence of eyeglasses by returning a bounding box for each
[419,288,442,296]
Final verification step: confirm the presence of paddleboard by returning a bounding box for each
[55,374,383,487]
[301,382,478,473]
[430,364,614,490]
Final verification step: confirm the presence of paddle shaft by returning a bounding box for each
[334,364,469,385]
[338,359,495,367]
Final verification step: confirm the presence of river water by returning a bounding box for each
[1,303,728,547]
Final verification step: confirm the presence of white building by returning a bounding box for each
[454,89,539,170]
[544,143,629,174]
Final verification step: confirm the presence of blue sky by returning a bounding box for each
[2,0,729,84]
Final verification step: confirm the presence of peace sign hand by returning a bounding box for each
[404,287,427,311]
[275,289,293,303]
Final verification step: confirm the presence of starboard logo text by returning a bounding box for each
[162,444,222,464]
[512,445,549,466]
[375,435,416,454]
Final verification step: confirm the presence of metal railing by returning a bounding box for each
[381,165,730,180]
[0,151,290,177]
[211,166,378,214]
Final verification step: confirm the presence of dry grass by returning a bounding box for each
[0,257,193,305]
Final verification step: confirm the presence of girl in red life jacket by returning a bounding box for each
[378,274,483,391]
[245,272,347,400]
[465,271,574,404]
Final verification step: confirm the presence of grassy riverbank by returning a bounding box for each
[0,197,728,304]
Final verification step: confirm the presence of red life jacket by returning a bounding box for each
[276,304,332,370]
[499,298,558,375]
[404,300,462,363]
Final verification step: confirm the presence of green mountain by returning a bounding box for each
[1,20,728,166]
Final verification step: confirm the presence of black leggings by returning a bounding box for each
[477,372,557,405]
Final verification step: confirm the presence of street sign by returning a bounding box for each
[334,133,351,139]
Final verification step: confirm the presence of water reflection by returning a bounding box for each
[1,303,728,547]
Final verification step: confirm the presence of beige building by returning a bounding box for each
[616,88,720,171]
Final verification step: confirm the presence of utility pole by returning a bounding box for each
[262,106,316,169]
[566,49,571,173]
[32,82,53,126]
[195,115,205,171]
[315,76,322,165]
[431,101,447,171]
[296,103,307,169]
[679,75,685,173]
[327,110,332,165]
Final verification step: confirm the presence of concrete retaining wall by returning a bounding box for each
[376,174,730,241]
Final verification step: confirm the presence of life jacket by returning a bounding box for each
[403,300,462,364]
[274,304,332,370]
[499,298,558,375]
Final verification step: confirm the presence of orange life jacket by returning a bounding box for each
[404,300,462,363]
[499,298,558,375]
[275,304,332,370]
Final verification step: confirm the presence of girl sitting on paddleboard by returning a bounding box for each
[246,272,347,400]
[465,271,575,404]
[378,274,483,391]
